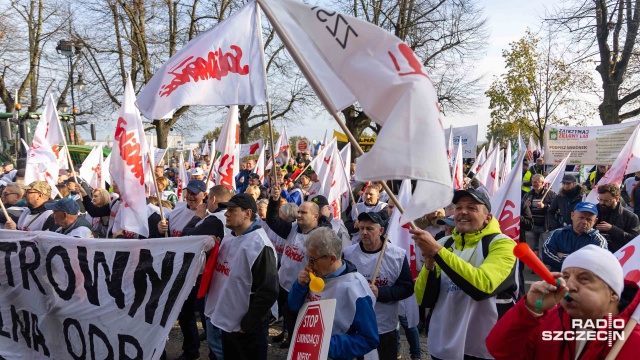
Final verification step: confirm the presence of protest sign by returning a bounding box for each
[0,231,211,359]
[544,121,640,165]
[443,125,478,159]
[287,299,336,360]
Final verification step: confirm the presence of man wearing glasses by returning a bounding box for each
[266,184,333,348]
[0,183,25,228]
[5,181,56,231]
[542,202,608,272]
[594,183,640,252]
[288,227,379,359]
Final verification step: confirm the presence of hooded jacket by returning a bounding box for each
[549,185,586,230]
[486,281,640,360]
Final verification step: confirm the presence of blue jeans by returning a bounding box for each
[397,315,421,359]
[206,320,224,360]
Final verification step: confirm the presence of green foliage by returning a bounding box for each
[485,29,595,147]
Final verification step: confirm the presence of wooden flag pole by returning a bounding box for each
[147,151,168,237]
[0,197,10,221]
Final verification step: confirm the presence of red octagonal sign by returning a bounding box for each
[290,304,325,360]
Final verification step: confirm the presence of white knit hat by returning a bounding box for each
[562,245,624,297]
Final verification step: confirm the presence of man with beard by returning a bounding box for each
[548,174,586,230]
[542,202,608,272]
[585,165,608,192]
[594,184,640,252]
[5,181,56,231]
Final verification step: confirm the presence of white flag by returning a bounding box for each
[545,153,571,194]
[274,126,290,165]
[340,145,352,211]
[501,140,512,185]
[260,0,451,196]
[491,150,526,241]
[215,106,240,190]
[475,146,501,197]
[80,145,105,190]
[488,137,494,154]
[24,97,61,198]
[585,124,640,204]
[469,146,486,175]
[41,93,68,170]
[58,146,70,172]
[253,146,266,183]
[102,153,112,188]
[135,1,267,120]
[387,180,420,278]
[452,138,464,190]
[203,140,210,156]
[614,236,640,285]
[240,139,264,159]
[177,152,189,200]
[307,139,347,218]
[527,134,536,161]
[188,148,196,169]
[109,74,149,237]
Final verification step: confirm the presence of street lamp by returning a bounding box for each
[57,97,70,113]
[56,39,82,144]
[74,74,86,91]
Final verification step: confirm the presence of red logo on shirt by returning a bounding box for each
[285,245,305,262]
[215,261,231,276]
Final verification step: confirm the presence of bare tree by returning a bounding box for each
[0,0,67,112]
[74,0,313,147]
[547,0,640,124]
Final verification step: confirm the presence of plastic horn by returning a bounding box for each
[308,272,325,293]
[513,243,557,285]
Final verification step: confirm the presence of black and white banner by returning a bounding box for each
[0,231,212,359]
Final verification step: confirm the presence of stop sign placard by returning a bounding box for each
[287,299,336,360]
[297,140,309,153]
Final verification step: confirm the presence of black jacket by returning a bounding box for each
[182,209,225,238]
[523,188,556,229]
[595,203,640,252]
[231,221,279,332]
[548,185,586,230]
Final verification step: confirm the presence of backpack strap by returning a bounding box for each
[444,236,455,250]
[480,233,500,258]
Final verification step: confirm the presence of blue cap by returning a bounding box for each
[185,180,207,194]
[574,202,598,216]
[45,198,80,215]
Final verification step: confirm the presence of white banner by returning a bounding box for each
[0,231,211,359]
[443,125,478,159]
[544,121,640,165]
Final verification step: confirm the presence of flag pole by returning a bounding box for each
[257,0,411,228]
[204,148,218,190]
[604,307,639,359]
[254,2,279,187]
[147,151,168,237]
[0,197,11,221]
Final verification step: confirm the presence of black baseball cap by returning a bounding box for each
[452,188,491,212]
[218,193,258,214]
[248,172,260,180]
[186,180,207,194]
[562,174,577,183]
[358,211,386,227]
[310,195,329,208]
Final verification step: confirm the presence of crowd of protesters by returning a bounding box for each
[1,145,639,360]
